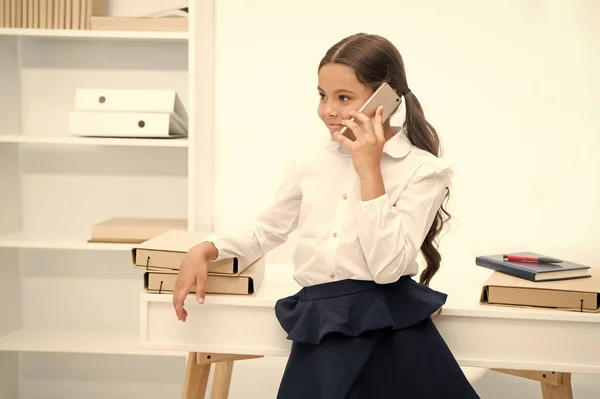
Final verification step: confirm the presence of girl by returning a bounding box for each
[173,33,480,399]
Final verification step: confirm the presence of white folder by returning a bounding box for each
[74,89,188,130]
[68,110,187,138]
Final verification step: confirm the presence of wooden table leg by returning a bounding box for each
[541,373,573,399]
[210,361,235,399]
[492,369,573,399]
[182,352,211,399]
[179,352,264,399]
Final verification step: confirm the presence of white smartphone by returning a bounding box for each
[339,82,401,139]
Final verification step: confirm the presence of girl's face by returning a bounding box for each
[317,63,373,139]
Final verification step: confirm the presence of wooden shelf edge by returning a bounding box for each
[0,28,189,40]
[0,328,186,357]
[0,135,189,148]
[0,232,134,251]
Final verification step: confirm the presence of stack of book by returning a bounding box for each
[0,0,107,30]
[476,252,599,313]
[68,89,188,139]
[131,230,265,296]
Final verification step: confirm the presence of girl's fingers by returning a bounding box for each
[196,273,206,304]
[373,106,385,141]
[333,131,356,148]
[349,111,375,136]
[340,118,364,140]
[173,285,188,321]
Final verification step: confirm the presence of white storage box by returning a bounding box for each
[74,89,188,129]
[69,110,187,138]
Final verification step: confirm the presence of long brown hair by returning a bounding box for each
[318,33,450,286]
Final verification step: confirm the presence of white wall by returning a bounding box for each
[212,0,600,397]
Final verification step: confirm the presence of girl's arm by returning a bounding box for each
[357,162,452,284]
[201,157,303,267]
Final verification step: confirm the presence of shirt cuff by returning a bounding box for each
[359,193,390,212]
[201,233,230,262]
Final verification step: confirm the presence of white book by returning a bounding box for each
[74,89,188,129]
[68,110,187,138]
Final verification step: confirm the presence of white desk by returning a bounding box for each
[431,266,600,375]
[140,261,599,398]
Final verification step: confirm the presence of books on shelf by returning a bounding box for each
[69,89,188,139]
[132,229,265,296]
[0,0,108,30]
[88,217,187,244]
[0,1,188,32]
[90,16,187,32]
[90,7,188,32]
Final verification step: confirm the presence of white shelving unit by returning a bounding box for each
[0,1,214,397]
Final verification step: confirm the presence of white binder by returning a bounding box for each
[68,110,187,138]
[74,89,188,130]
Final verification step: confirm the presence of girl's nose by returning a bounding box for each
[325,102,338,117]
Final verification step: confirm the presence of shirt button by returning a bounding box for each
[332,232,337,238]
[342,193,347,200]
[329,273,336,279]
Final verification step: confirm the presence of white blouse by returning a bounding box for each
[205,128,453,287]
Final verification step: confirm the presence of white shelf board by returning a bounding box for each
[0,28,188,41]
[0,135,188,148]
[0,231,134,251]
[0,327,185,357]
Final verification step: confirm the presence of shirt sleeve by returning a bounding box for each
[203,156,303,267]
[357,160,453,284]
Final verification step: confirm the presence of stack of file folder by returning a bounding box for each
[132,230,265,295]
[477,252,599,312]
[68,89,188,139]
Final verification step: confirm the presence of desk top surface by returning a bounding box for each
[140,251,600,324]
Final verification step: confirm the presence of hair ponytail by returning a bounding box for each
[404,93,439,156]
[404,92,450,287]
[319,33,451,286]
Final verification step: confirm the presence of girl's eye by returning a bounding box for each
[339,95,350,102]
[319,93,326,100]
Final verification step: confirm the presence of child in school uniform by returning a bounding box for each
[172,33,480,399]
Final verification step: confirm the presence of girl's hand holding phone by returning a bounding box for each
[172,244,209,322]
[333,106,385,180]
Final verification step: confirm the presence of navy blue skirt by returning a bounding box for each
[274,276,481,399]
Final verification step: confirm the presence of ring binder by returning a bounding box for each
[146,256,150,271]
[159,280,163,294]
